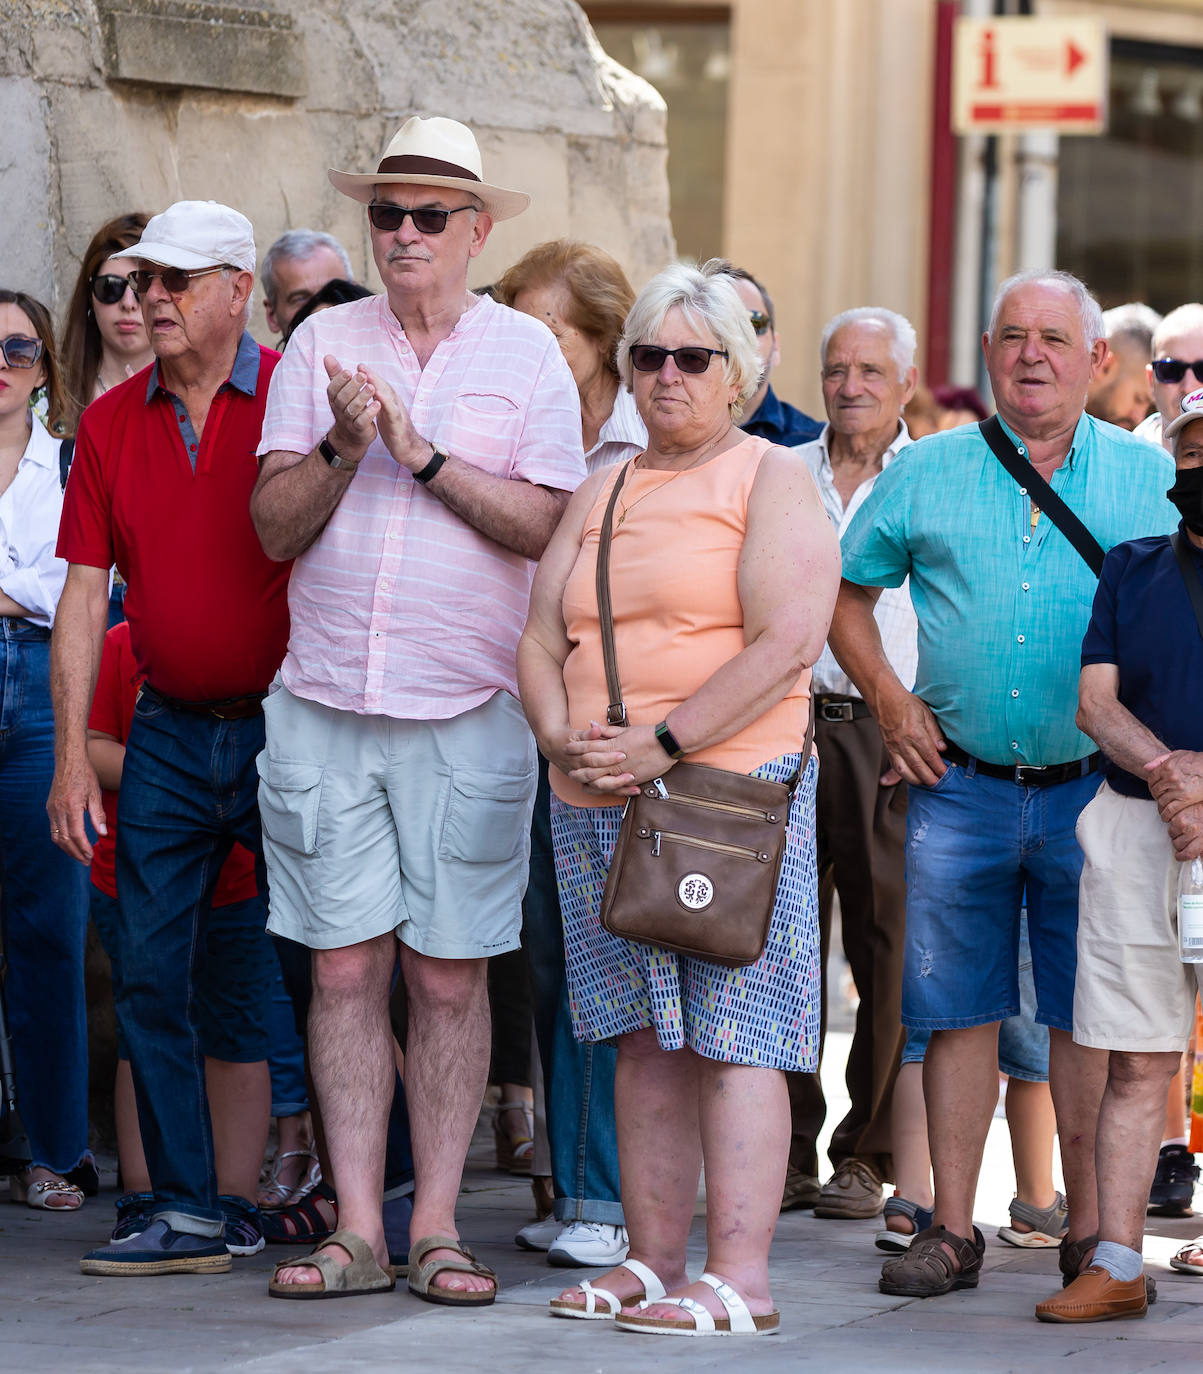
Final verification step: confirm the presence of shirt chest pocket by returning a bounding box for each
[439,390,523,477]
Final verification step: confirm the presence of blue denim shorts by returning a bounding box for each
[91,884,271,1063]
[900,762,1099,1035]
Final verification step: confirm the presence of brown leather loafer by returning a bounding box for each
[813,1159,884,1219]
[1035,1266,1150,1323]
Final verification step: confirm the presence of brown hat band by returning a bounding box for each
[376,155,482,182]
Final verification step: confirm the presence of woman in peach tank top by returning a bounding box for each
[518,261,840,1337]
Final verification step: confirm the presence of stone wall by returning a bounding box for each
[3,0,674,336]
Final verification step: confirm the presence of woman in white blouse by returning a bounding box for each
[0,289,92,1209]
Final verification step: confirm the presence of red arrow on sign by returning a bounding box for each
[1066,39,1086,76]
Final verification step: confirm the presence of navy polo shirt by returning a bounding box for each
[740,384,823,448]
[1081,523,1203,799]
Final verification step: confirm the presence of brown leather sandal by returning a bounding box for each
[878,1224,985,1297]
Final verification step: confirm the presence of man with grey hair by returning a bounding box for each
[831,269,1177,1301]
[261,229,354,339]
[1136,302,1203,451]
[1085,302,1160,432]
[783,308,917,1219]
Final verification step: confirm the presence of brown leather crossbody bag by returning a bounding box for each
[593,462,813,968]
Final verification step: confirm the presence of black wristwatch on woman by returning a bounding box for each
[655,720,685,760]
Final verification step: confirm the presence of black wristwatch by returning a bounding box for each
[655,720,685,760]
[318,435,358,471]
[413,447,448,485]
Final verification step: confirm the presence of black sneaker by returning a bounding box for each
[1148,1144,1199,1217]
[80,1217,231,1276]
[219,1194,265,1256]
[111,1190,156,1242]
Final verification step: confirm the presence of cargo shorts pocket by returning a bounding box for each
[257,757,325,857]
[439,769,533,864]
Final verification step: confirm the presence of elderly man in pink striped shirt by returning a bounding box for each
[251,116,586,1303]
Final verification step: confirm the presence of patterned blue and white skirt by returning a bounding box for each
[550,754,820,1071]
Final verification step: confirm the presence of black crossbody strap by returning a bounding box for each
[1171,531,1203,645]
[979,416,1105,577]
[594,461,631,726]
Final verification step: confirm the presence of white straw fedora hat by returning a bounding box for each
[328,115,530,221]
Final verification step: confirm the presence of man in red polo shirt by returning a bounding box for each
[47,200,292,1276]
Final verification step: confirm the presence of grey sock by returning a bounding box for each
[1092,1240,1143,1282]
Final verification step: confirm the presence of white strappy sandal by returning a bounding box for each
[614,1271,780,1337]
[548,1256,666,1320]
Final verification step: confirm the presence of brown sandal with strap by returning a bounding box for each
[407,1233,497,1308]
[1059,1233,1156,1303]
[878,1224,985,1297]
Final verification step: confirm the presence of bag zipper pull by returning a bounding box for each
[651,778,669,799]
[651,830,661,857]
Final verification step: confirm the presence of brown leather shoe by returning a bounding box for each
[813,1159,884,1219]
[1035,1266,1150,1323]
[781,1166,822,1212]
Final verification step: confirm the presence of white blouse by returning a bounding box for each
[0,413,70,628]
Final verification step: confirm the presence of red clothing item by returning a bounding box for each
[57,339,291,701]
[88,621,258,903]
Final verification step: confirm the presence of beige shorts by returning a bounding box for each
[258,685,536,957]
[1074,782,1203,1052]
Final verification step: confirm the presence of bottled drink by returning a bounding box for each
[1177,857,1203,964]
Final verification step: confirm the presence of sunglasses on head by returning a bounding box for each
[629,345,729,375]
[367,203,475,234]
[749,310,771,337]
[1152,357,1203,385]
[126,265,226,297]
[0,335,44,369]
[91,274,135,306]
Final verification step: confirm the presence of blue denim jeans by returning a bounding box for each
[0,620,90,1174]
[114,688,274,1235]
[265,963,308,1119]
[524,761,623,1225]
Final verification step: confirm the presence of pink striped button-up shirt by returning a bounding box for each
[258,292,586,719]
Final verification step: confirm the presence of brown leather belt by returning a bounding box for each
[143,683,266,720]
[942,740,1100,787]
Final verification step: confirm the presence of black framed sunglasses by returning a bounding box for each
[749,310,771,337]
[1152,357,1203,385]
[126,265,226,297]
[0,334,44,369]
[91,273,135,306]
[629,345,729,375]
[367,203,475,235]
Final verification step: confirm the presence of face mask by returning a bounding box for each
[1167,467,1203,535]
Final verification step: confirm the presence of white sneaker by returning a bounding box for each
[514,1215,562,1251]
[547,1221,629,1268]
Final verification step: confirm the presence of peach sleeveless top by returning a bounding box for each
[552,434,812,808]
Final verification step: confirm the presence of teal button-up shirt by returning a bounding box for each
[839,413,1176,766]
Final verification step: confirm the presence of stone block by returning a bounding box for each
[0,75,55,300]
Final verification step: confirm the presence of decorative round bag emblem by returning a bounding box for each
[677,872,714,911]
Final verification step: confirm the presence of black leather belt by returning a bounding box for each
[942,740,1100,787]
[815,694,872,723]
[143,683,266,721]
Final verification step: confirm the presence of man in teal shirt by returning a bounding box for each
[831,270,1176,1302]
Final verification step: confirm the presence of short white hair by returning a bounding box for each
[260,230,352,306]
[988,269,1104,345]
[1102,302,1161,358]
[617,259,762,419]
[1153,302,1203,357]
[819,307,917,382]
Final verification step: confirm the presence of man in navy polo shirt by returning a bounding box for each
[1035,388,1203,1324]
[48,200,292,1276]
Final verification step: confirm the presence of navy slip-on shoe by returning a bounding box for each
[80,1217,232,1276]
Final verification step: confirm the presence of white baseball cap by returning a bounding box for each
[1164,387,1203,451]
[125,200,256,274]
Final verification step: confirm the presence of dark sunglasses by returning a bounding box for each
[126,265,226,297]
[629,345,729,375]
[1152,357,1203,385]
[0,334,44,369]
[91,274,135,306]
[367,203,475,234]
[749,310,771,337]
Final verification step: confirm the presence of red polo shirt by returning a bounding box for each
[58,334,291,701]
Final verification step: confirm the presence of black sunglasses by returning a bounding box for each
[91,274,135,306]
[1152,357,1203,385]
[0,334,44,369]
[749,310,771,337]
[367,203,475,235]
[127,265,226,297]
[629,345,729,375]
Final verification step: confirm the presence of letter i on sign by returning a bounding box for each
[978,27,998,89]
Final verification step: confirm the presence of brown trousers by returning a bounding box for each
[787,710,908,1182]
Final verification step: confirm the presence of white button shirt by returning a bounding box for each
[584,384,647,475]
[796,421,918,696]
[0,413,70,628]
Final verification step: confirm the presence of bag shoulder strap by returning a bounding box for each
[978,416,1105,577]
[1171,531,1203,645]
[595,462,631,726]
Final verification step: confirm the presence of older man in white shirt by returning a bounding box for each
[784,307,918,1219]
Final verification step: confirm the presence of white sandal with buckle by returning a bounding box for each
[9,1172,85,1211]
[549,1257,666,1320]
[614,1271,780,1337]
